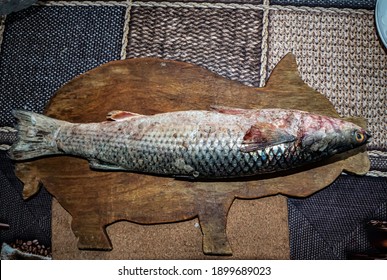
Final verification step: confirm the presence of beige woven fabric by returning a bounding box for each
[267,10,386,151]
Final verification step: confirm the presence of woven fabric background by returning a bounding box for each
[0,0,386,259]
[127,6,263,86]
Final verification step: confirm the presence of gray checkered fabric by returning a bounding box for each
[271,0,376,9]
[370,156,387,172]
[288,176,387,259]
[0,6,125,126]
[0,0,37,15]
[0,129,17,145]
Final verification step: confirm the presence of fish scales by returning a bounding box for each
[56,115,249,177]
[9,108,371,179]
[56,113,298,177]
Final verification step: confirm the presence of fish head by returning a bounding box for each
[330,126,371,153]
[300,116,371,157]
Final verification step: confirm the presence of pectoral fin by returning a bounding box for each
[240,123,296,152]
[89,160,128,171]
[106,110,143,121]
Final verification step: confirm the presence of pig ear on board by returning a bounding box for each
[240,123,296,152]
[106,110,144,121]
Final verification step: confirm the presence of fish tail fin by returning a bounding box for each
[9,110,67,160]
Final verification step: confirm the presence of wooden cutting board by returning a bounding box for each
[15,54,370,257]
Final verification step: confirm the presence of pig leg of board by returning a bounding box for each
[71,218,112,250]
[198,198,234,255]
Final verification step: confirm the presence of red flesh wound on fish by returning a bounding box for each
[106,110,143,121]
[210,105,251,115]
[240,123,296,152]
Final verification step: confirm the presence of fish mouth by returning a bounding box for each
[365,130,372,142]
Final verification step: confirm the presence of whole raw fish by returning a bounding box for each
[9,106,371,179]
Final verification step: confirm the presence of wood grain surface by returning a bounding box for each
[15,54,370,258]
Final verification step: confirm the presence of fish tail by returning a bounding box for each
[9,110,67,160]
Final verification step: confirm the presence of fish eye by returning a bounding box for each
[354,130,365,143]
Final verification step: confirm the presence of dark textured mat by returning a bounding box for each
[271,0,376,9]
[139,0,264,3]
[288,175,387,259]
[0,151,52,248]
[0,5,126,250]
[0,5,126,126]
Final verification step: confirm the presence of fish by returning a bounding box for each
[9,106,371,179]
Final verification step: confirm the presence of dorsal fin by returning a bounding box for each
[210,105,252,115]
[106,110,143,121]
[240,123,296,152]
[264,53,307,92]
